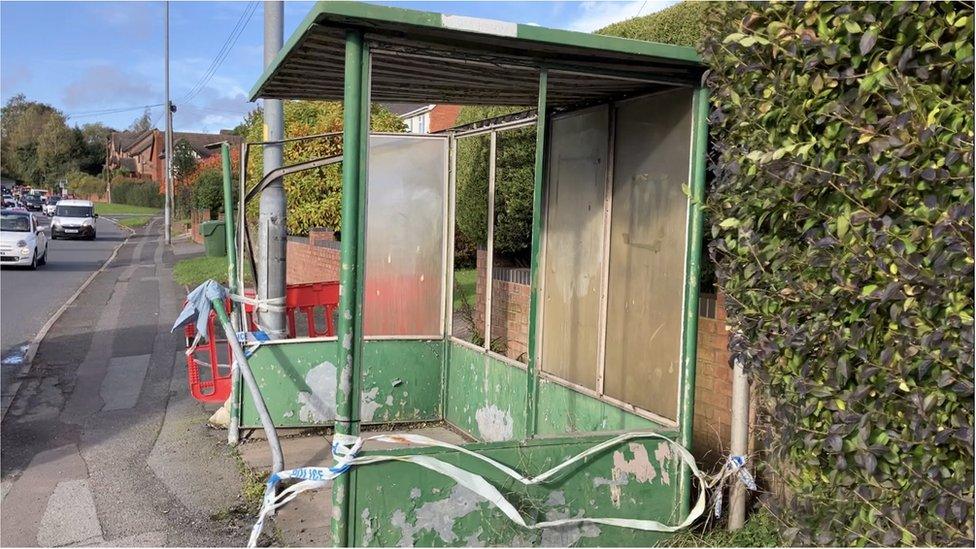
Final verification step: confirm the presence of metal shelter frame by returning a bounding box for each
[243,2,709,546]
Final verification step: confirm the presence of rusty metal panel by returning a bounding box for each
[539,105,609,391]
[604,89,694,421]
[445,341,526,442]
[241,339,442,427]
[364,135,447,337]
[350,433,680,547]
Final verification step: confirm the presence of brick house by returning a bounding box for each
[104,130,242,192]
[384,103,461,134]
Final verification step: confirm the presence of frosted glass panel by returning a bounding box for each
[363,135,447,336]
[604,90,693,420]
[540,105,609,390]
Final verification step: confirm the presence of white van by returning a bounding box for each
[51,199,98,240]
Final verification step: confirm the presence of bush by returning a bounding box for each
[110,176,164,208]
[702,2,974,545]
[454,106,535,265]
[192,167,232,219]
[65,170,106,198]
[597,1,707,47]
[241,101,405,235]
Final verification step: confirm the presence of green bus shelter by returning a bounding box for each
[240,1,708,546]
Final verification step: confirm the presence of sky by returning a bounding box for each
[0,0,677,134]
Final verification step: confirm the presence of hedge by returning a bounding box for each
[453,106,535,266]
[702,2,973,545]
[110,176,164,208]
[597,0,707,47]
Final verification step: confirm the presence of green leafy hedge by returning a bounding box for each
[110,176,164,208]
[454,106,535,266]
[597,0,707,47]
[702,2,974,545]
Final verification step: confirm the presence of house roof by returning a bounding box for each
[111,130,152,152]
[249,1,704,107]
[383,102,431,116]
[171,132,243,157]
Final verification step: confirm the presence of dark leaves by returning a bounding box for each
[701,0,974,545]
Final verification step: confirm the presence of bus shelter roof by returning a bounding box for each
[249,1,705,107]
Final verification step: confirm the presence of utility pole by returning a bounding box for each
[259,0,286,337]
[163,0,172,245]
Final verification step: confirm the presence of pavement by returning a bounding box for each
[0,218,252,547]
[0,215,124,415]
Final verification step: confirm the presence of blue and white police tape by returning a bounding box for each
[247,432,752,547]
[712,455,757,518]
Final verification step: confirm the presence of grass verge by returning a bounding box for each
[453,268,476,309]
[173,255,253,287]
[661,508,782,547]
[118,216,150,228]
[94,202,161,215]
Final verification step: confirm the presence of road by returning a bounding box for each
[0,218,245,546]
[0,215,124,369]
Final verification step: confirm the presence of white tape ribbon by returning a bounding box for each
[248,432,747,547]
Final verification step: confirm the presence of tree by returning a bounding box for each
[73,123,115,176]
[240,100,405,235]
[171,139,198,184]
[128,108,154,133]
[1,94,78,185]
[192,167,232,219]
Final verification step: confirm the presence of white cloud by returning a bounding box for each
[61,65,156,108]
[565,0,679,32]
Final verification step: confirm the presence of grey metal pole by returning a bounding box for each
[163,1,172,244]
[258,0,286,337]
[728,356,751,530]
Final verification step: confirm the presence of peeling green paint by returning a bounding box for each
[349,434,680,547]
[240,339,442,427]
[445,342,526,441]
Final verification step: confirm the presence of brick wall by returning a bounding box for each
[694,292,733,467]
[286,228,341,284]
[473,248,530,362]
[429,105,461,133]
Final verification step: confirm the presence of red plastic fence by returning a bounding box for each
[183,281,339,403]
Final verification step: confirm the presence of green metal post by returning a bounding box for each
[525,69,548,438]
[221,143,238,296]
[333,29,365,548]
[678,86,709,518]
[221,142,241,445]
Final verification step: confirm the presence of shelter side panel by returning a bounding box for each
[350,437,681,547]
[445,341,527,441]
[241,339,441,427]
[535,378,659,435]
[359,339,442,423]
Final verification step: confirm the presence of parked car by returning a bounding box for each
[43,196,61,216]
[23,194,42,211]
[0,210,48,269]
[51,199,98,240]
[3,197,17,209]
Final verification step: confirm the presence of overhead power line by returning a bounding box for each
[180,1,258,106]
[65,103,165,120]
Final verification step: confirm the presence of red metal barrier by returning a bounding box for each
[183,282,339,403]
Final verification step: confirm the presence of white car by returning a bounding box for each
[0,210,48,269]
[51,199,97,240]
[42,196,60,216]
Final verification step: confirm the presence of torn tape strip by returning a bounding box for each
[248,431,728,547]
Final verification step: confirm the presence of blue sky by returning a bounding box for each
[1,1,676,133]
